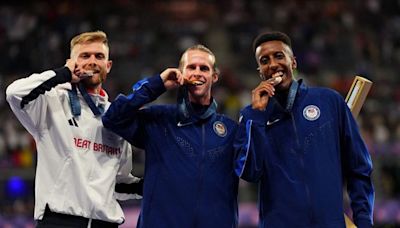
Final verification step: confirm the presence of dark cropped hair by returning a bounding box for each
[252,31,292,53]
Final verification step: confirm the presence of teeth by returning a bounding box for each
[192,81,204,85]
[80,70,94,78]
[185,79,204,85]
[272,71,283,77]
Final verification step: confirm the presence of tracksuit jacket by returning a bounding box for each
[234,79,374,228]
[6,67,140,224]
[102,75,239,228]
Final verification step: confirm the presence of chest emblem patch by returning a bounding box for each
[303,105,320,121]
[213,121,227,137]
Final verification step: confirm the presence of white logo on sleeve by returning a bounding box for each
[303,105,320,121]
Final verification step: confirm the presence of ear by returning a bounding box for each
[257,67,265,81]
[212,72,219,83]
[291,56,297,70]
[106,60,113,73]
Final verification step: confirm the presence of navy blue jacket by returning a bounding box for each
[234,80,374,228]
[103,75,239,228]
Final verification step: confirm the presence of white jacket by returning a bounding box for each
[6,67,140,224]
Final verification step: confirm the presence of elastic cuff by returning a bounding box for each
[240,105,269,125]
[53,66,72,83]
[149,75,167,93]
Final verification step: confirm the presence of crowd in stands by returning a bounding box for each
[0,0,399,227]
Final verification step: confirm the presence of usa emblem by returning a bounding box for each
[213,121,227,137]
[303,105,320,121]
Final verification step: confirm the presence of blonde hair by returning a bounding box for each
[179,44,219,75]
[70,31,109,55]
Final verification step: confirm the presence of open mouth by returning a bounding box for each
[271,71,284,78]
[81,70,100,78]
[81,70,94,77]
[185,79,205,86]
[267,71,284,85]
[267,76,282,85]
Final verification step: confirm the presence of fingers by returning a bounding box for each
[66,59,95,83]
[65,59,75,73]
[65,59,81,83]
[160,68,184,90]
[251,82,275,111]
[160,68,179,82]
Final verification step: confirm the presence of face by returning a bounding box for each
[181,50,218,105]
[255,40,297,91]
[71,42,112,88]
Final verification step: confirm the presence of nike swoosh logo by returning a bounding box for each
[177,121,192,127]
[266,118,280,126]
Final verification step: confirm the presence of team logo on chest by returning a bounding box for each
[303,105,320,121]
[213,121,227,137]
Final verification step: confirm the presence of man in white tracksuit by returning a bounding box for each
[6,31,141,228]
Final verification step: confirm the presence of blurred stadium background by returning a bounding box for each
[0,0,399,227]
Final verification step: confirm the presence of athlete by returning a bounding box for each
[234,31,374,228]
[6,31,141,228]
[103,44,239,228]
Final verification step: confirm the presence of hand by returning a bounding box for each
[252,80,276,111]
[160,68,184,90]
[65,59,81,83]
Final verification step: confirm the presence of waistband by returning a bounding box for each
[39,205,119,228]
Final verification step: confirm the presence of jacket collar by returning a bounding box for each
[267,79,304,122]
[176,86,217,127]
[68,83,107,117]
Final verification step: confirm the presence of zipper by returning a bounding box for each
[193,123,206,228]
[290,113,300,149]
[291,113,314,224]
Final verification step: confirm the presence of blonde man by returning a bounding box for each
[103,45,239,227]
[6,31,141,228]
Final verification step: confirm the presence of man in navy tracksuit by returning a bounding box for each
[234,31,374,228]
[103,45,238,228]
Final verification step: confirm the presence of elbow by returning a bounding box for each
[5,83,20,105]
[102,112,122,131]
[5,84,16,101]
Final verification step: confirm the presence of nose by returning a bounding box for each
[269,58,279,70]
[87,54,98,65]
[190,66,203,78]
[194,66,203,74]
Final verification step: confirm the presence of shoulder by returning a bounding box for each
[304,86,348,116]
[307,86,344,102]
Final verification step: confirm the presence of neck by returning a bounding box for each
[188,94,212,105]
[85,85,102,95]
